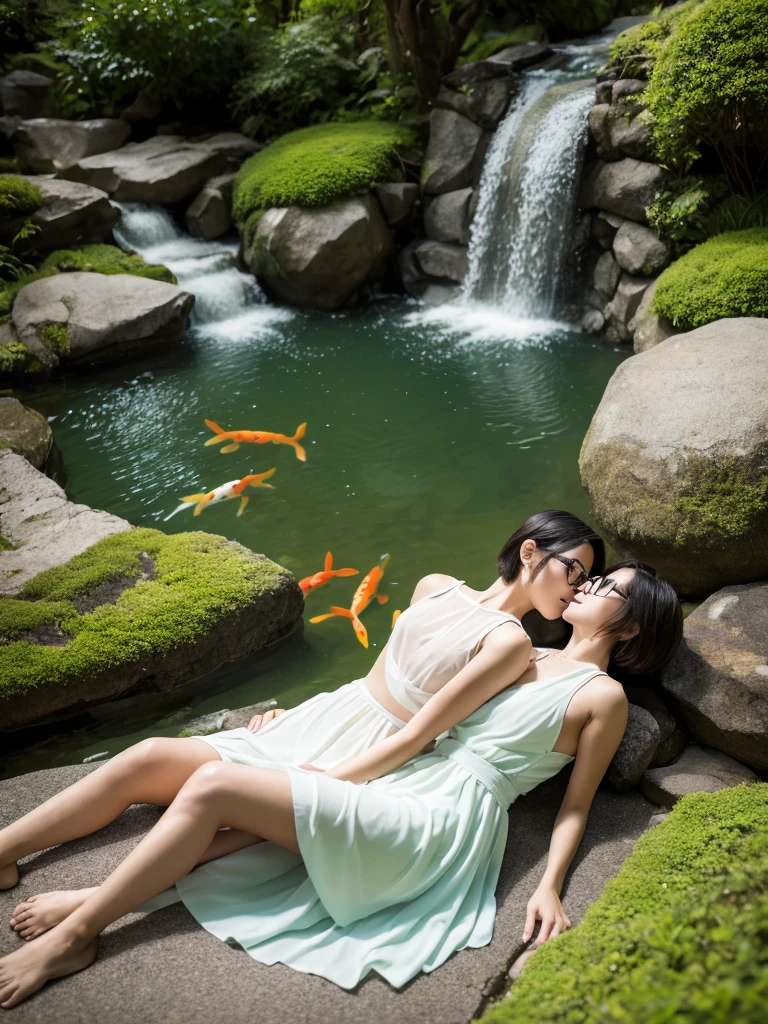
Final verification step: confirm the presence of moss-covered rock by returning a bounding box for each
[482,783,768,1024]
[232,121,414,223]
[651,228,768,330]
[0,173,43,221]
[0,526,303,731]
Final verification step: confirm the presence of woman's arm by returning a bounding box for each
[321,623,533,784]
[522,679,628,947]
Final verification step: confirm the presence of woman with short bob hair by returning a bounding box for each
[0,554,682,1005]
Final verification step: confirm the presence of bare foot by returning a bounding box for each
[0,864,19,891]
[10,889,96,941]
[0,924,97,1008]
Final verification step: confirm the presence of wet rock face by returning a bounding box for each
[0,399,52,470]
[579,317,768,597]
[420,109,489,195]
[660,582,768,772]
[245,195,394,312]
[11,271,194,372]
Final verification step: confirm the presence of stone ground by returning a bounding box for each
[0,764,657,1024]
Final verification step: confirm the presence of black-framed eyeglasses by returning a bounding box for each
[548,553,590,589]
[582,575,629,600]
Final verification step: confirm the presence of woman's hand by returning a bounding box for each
[522,885,572,947]
[247,708,286,733]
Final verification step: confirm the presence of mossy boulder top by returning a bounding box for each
[0,522,303,731]
[579,317,768,597]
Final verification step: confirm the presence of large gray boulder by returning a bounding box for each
[11,118,130,172]
[641,745,759,808]
[0,70,53,119]
[424,187,474,245]
[11,272,194,372]
[0,450,131,596]
[606,703,660,791]
[624,685,685,767]
[60,135,243,204]
[245,195,393,311]
[631,278,678,352]
[0,398,52,470]
[609,108,654,161]
[434,79,513,130]
[613,220,668,277]
[660,582,768,771]
[579,318,768,597]
[421,109,487,195]
[590,158,665,222]
[185,172,236,240]
[24,176,120,252]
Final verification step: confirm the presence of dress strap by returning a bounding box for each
[434,737,518,810]
[423,577,466,600]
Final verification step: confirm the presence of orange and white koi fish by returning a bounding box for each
[163,469,276,520]
[299,551,359,597]
[204,419,307,461]
[310,554,390,648]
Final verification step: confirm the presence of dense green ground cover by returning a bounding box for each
[481,783,768,1024]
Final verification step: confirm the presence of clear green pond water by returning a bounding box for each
[4,296,628,779]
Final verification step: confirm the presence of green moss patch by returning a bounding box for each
[482,783,768,1024]
[651,228,768,330]
[0,174,42,220]
[0,341,34,374]
[0,527,291,700]
[0,243,177,319]
[39,322,70,355]
[232,121,415,222]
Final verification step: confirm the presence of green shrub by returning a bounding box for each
[645,0,768,198]
[232,121,414,219]
[0,341,35,374]
[607,1,701,77]
[481,783,768,1024]
[0,528,292,699]
[650,228,768,329]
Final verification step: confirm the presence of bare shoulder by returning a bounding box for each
[409,573,459,605]
[583,673,629,717]
[479,620,532,655]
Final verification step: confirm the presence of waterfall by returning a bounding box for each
[113,204,292,340]
[461,74,594,318]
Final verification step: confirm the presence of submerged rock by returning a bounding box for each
[579,317,768,596]
[0,399,52,470]
[245,195,393,311]
[11,271,194,372]
[660,582,768,771]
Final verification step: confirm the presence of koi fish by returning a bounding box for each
[163,468,276,520]
[204,419,307,461]
[299,551,359,596]
[309,553,390,648]
[391,609,402,628]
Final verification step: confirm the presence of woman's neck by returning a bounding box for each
[469,576,534,623]
[556,628,614,671]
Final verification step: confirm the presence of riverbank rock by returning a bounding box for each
[0,71,53,119]
[0,450,131,596]
[0,520,303,730]
[185,172,236,239]
[0,760,653,1024]
[579,318,768,596]
[61,134,257,204]
[660,582,768,772]
[442,42,553,88]
[0,399,52,470]
[245,195,393,311]
[421,109,488,195]
[631,278,678,352]
[624,685,685,767]
[11,118,130,172]
[23,176,120,252]
[613,221,668,276]
[11,271,194,372]
[640,745,760,808]
[374,182,419,226]
[424,188,474,245]
[588,158,665,223]
[603,273,649,342]
[434,79,513,130]
[606,703,660,791]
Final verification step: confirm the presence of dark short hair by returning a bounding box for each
[497,510,606,585]
[594,560,683,675]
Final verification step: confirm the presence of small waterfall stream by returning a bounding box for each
[113,204,292,340]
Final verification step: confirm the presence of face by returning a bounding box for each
[561,566,637,635]
[524,541,595,619]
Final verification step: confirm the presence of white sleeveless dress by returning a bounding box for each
[190,578,524,769]
[140,640,609,991]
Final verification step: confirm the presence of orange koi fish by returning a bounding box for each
[310,554,390,648]
[204,419,307,461]
[299,551,359,596]
[164,469,276,520]
[391,609,402,628]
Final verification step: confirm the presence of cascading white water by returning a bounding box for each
[113,204,292,340]
[461,74,594,318]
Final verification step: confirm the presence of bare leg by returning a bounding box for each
[0,762,298,1007]
[10,826,261,939]
[0,737,224,891]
